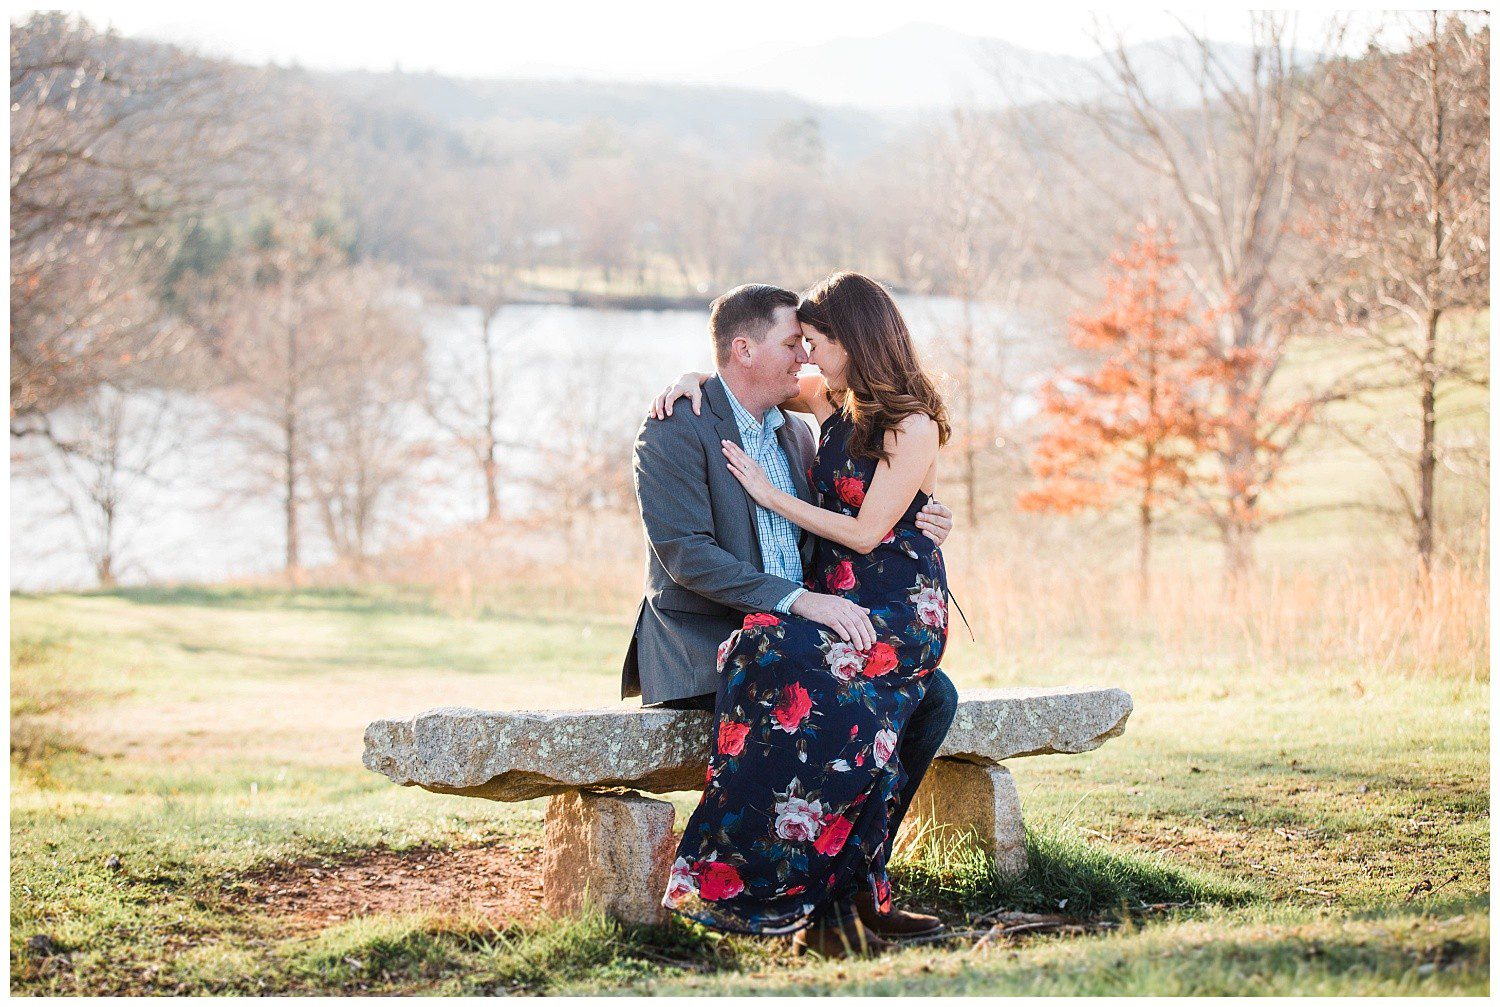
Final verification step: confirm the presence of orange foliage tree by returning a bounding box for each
[1018,224,1219,602]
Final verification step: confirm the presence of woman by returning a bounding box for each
[654,271,952,947]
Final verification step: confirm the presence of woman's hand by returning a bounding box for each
[721,440,779,508]
[649,372,710,419]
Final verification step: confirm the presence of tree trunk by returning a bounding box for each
[1222,520,1255,599]
[1137,494,1152,607]
[482,306,503,523]
[1221,310,1260,596]
[1417,307,1440,578]
[97,496,118,589]
[484,453,501,523]
[282,313,303,584]
[1416,16,1447,585]
[283,434,301,582]
[961,296,979,526]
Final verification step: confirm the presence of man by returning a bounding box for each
[622,282,960,957]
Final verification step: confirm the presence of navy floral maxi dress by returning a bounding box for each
[662,406,949,935]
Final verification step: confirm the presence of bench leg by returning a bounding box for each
[541,788,677,925]
[907,759,1028,878]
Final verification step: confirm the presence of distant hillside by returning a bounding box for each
[661,22,1308,111]
[316,69,907,163]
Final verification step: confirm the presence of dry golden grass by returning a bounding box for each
[306,510,1487,685]
[949,544,1488,681]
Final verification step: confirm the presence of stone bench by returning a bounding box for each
[363,685,1132,925]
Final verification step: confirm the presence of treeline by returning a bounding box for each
[9,12,1489,594]
[933,12,1488,594]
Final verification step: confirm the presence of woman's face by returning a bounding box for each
[802,322,849,392]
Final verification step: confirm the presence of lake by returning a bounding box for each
[10,295,1044,590]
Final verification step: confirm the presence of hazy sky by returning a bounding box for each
[60,3,1369,79]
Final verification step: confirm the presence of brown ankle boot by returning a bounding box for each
[853,889,945,939]
[791,910,894,959]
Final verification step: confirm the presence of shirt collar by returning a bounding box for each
[719,378,785,440]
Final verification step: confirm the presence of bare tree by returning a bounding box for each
[1311,13,1490,577]
[569,158,643,289]
[409,162,547,522]
[646,157,753,293]
[187,219,351,580]
[917,110,1041,524]
[301,267,431,574]
[995,13,1369,591]
[423,306,535,525]
[10,12,318,445]
[33,385,187,586]
[528,348,638,561]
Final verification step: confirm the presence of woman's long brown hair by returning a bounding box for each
[796,271,950,464]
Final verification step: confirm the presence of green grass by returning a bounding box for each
[891,819,1259,918]
[1257,307,1489,565]
[11,586,1489,995]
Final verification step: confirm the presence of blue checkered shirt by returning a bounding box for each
[721,381,806,615]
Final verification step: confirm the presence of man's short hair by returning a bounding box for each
[709,283,798,366]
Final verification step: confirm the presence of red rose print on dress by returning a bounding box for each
[695,860,745,900]
[874,876,892,912]
[834,476,866,507]
[860,641,899,678]
[813,814,854,856]
[772,682,813,733]
[717,720,749,756]
[827,559,856,592]
[662,393,952,935]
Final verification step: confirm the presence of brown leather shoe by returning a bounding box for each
[791,912,893,959]
[853,889,946,939]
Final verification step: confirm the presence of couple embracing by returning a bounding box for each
[622,272,958,957]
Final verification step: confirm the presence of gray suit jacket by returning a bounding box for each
[622,376,818,705]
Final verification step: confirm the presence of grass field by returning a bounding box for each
[9,583,1488,995]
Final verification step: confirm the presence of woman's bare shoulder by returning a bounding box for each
[896,411,935,432]
[879,412,939,465]
[889,411,937,442]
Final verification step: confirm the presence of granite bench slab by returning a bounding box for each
[363,685,1133,801]
[363,685,1133,924]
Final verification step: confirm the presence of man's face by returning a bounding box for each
[737,305,808,405]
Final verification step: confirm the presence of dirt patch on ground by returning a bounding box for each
[232,842,546,934]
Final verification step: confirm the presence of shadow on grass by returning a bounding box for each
[891,819,1262,920]
[30,584,631,631]
[83,585,441,617]
[9,718,103,792]
[662,899,1490,996]
[285,909,746,996]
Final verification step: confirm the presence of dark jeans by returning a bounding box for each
[654,666,959,857]
[886,667,959,843]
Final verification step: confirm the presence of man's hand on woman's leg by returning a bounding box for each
[915,499,954,546]
[790,592,877,652]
